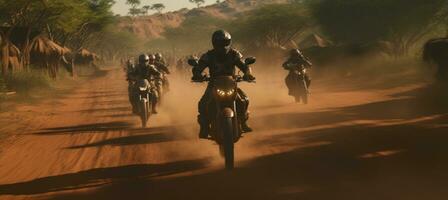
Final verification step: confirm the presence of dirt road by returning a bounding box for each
[0,67,447,200]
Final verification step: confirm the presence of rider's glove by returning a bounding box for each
[191,75,204,82]
[243,74,256,81]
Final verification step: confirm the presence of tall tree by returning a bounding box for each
[48,0,115,77]
[126,0,141,8]
[126,0,141,16]
[231,4,311,49]
[151,3,165,14]
[189,0,205,8]
[142,5,151,15]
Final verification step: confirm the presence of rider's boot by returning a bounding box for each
[132,105,138,114]
[152,102,158,114]
[241,121,253,133]
[241,113,253,133]
[198,115,210,139]
[131,99,138,114]
[152,99,158,114]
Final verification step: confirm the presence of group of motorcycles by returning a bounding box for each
[126,55,166,128]
[124,49,311,170]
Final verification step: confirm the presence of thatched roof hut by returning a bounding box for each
[75,48,98,67]
[30,36,70,78]
[31,36,67,57]
[0,42,22,71]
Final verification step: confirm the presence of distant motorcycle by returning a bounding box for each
[286,63,309,104]
[188,57,256,170]
[135,79,156,128]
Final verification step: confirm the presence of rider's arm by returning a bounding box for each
[283,59,299,70]
[234,50,255,81]
[156,62,170,74]
[234,50,251,75]
[300,54,313,68]
[192,53,209,78]
[282,60,292,70]
[148,65,162,78]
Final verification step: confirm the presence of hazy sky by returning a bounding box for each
[112,0,217,15]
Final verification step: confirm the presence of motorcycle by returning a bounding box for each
[286,63,309,104]
[188,57,256,170]
[135,78,156,128]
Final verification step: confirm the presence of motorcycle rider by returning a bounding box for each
[154,53,171,93]
[126,59,136,110]
[282,49,313,96]
[131,54,162,114]
[192,30,256,139]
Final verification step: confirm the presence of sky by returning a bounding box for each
[112,0,217,16]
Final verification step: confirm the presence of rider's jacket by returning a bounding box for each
[126,63,135,80]
[282,56,312,71]
[155,61,170,74]
[193,48,250,78]
[132,63,161,80]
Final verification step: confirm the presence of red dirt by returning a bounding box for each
[0,67,447,200]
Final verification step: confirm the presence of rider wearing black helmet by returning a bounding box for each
[192,30,256,138]
[282,48,313,95]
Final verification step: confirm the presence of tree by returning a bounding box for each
[126,0,141,16]
[0,0,116,78]
[151,16,226,54]
[86,26,141,62]
[189,0,205,8]
[128,7,142,16]
[142,5,151,15]
[312,0,448,57]
[47,0,116,77]
[126,0,141,8]
[231,4,311,49]
[0,0,90,74]
[151,3,165,14]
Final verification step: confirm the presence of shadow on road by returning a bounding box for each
[0,159,210,196]
[7,85,448,200]
[47,85,448,200]
[77,106,131,114]
[66,126,191,149]
[34,121,133,135]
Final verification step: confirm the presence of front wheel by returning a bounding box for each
[140,100,148,128]
[222,117,234,170]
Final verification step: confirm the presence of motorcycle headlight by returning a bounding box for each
[139,87,147,91]
[217,89,234,96]
[217,89,226,96]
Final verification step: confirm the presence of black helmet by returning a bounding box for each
[138,54,149,64]
[290,49,303,57]
[212,30,232,50]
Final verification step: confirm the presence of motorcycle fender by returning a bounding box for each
[222,108,234,118]
[141,98,148,103]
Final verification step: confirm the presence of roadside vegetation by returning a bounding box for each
[0,0,140,104]
[2,0,448,104]
[144,0,447,83]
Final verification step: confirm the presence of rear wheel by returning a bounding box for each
[302,92,308,104]
[295,95,301,103]
[223,117,234,170]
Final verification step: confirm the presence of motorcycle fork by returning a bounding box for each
[302,74,309,92]
[214,100,239,142]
